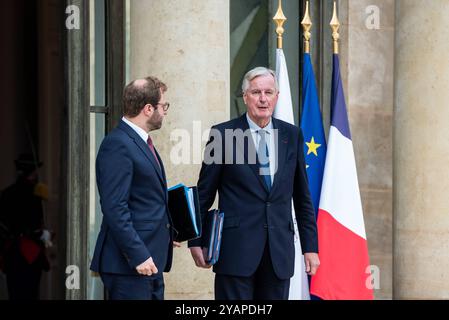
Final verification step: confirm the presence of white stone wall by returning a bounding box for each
[394,0,449,299]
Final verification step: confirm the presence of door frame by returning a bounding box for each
[65,0,124,300]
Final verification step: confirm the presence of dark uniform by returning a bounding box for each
[0,154,49,300]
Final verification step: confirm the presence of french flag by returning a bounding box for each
[310,54,374,300]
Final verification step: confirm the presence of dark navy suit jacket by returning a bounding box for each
[90,120,173,275]
[190,114,318,280]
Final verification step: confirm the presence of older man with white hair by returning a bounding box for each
[189,67,320,300]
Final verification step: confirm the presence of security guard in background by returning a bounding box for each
[0,154,50,300]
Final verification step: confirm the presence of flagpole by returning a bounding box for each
[272,0,311,300]
[301,1,312,54]
[330,1,340,54]
[273,0,286,49]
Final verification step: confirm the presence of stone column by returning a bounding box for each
[129,0,230,299]
[394,0,449,299]
[338,0,395,299]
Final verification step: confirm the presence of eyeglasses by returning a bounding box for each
[154,102,170,111]
[247,89,276,99]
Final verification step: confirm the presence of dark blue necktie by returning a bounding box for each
[257,130,271,191]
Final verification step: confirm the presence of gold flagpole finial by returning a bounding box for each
[301,1,312,54]
[330,0,340,54]
[273,0,287,49]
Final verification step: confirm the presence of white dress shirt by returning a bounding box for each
[122,116,149,143]
[246,113,277,183]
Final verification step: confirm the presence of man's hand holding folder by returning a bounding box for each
[190,247,211,269]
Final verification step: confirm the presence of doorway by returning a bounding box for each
[0,0,66,299]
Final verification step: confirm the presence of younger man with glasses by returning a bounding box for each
[90,76,177,300]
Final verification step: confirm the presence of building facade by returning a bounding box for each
[0,0,447,300]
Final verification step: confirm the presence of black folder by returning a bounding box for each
[167,184,201,242]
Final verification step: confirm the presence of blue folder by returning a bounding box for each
[204,209,224,265]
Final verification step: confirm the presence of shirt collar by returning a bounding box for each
[122,116,149,143]
[246,113,273,133]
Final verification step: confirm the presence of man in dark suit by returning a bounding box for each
[189,67,320,300]
[90,76,176,300]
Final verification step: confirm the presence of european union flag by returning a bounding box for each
[300,53,326,218]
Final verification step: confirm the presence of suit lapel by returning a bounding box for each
[234,114,271,194]
[118,120,165,186]
[155,148,167,187]
[154,148,169,203]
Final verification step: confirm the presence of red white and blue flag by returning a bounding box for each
[310,54,374,300]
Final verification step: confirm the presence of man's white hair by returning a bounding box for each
[241,67,279,93]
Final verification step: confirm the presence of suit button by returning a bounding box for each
[166,223,171,229]
[266,202,271,207]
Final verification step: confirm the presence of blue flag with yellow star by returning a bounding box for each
[300,53,326,218]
